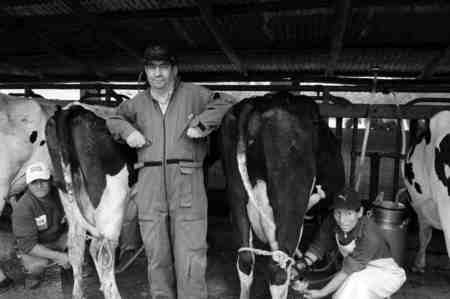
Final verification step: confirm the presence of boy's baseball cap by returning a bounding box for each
[26,162,50,184]
[331,188,362,210]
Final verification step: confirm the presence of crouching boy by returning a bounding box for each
[12,162,70,289]
[298,188,406,299]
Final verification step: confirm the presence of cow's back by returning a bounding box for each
[45,106,137,208]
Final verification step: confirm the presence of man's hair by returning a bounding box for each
[143,44,177,65]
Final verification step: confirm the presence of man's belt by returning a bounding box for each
[134,159,202,170]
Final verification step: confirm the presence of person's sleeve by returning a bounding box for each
[106,99,139,141]
[308,215,337,260]
[341,228,379,274]
[190,91,235,132]
[12,205,38,253]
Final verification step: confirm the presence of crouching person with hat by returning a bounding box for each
[12,162,70,289]
[297,188,406,299]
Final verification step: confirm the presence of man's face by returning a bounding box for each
[333,207,363,233]
[144,60,177,90]
[28,179,50,198]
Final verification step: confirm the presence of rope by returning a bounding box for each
[85,234,115,271]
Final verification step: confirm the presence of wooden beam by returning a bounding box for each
[169,19,197,48]
[66,0,141,61]
[0,62,43,78]
[1,81,450,93]
[34,31,107,79]
[195,0,247,76]
[3,2,449,27]
[325,0,352,77]
[418,46,450,79]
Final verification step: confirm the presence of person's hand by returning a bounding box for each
[187,127,207,138]
[55,253,71,269]
[303,289,325,299]
[126,131,146,148]
[295,258,309,271]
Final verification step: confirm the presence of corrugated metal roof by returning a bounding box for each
[0,0,448,84]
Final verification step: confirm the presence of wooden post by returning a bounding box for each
[349,118,358,187]
[335,117,343,149]
[392,119,402,200]
[369,153,380,203]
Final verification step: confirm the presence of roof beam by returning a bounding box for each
[195,0,247,76]
[169,19,197,48]
[2,2,450,26]
[0,62,43,78]
[418,46,450,79]
[325,0,352,77]
[66,0,141,61]
[34,31,107,80]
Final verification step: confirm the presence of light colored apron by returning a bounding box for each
[333,234,406,299]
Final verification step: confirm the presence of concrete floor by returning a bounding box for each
[1,210,449,299]
[71,217,450,299]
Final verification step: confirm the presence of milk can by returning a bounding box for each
[371,201,409,266]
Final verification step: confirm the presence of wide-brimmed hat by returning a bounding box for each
[331,188,362,210]
[26,162,50,184]
[143,44,177,65]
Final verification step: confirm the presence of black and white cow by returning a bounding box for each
[46,105,136,299]
[219,92,344,299]
[403,110,450,273]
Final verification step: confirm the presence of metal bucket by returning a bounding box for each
[371,201,409,266]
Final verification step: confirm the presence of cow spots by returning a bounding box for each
[39,140,46,146]
[435,134,450,196]
[29,130,37,143]
[414,182,423,194]
[404,162,415,185]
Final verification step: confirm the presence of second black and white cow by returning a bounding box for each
[219,92,344,299]
[46,105,136,299]
[403,110,450,273]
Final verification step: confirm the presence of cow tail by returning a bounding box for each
[236,103,257,156]
[51,108,83,195]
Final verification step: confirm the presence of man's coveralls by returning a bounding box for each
[107,81,233,299]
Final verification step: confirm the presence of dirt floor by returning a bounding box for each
[1,195,450,299]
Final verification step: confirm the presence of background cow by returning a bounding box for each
[0,94,56,215]
[219,92,344,299]
[403,110,450,273]
[46,105,136,299]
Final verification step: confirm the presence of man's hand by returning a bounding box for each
[126,131,147,148]
[187,127,206,138]
[55,253,71,269]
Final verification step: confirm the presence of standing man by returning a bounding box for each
[107,44,234,299]
[12,162,69,289]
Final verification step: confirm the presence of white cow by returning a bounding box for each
[0,94,56,213]
[0,94,116,214]
[403,110,450,272]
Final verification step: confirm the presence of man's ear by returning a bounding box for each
[357,207,364,217]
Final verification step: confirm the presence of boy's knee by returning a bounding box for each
[21,255,49,274]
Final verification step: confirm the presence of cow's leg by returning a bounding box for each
[237,230,255,299]
[58,191,87,299]
[89,238,121,299]
[268,258,290,299]
[413,217,433,273]
[90,167,129,299]
[67,220,87,299]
